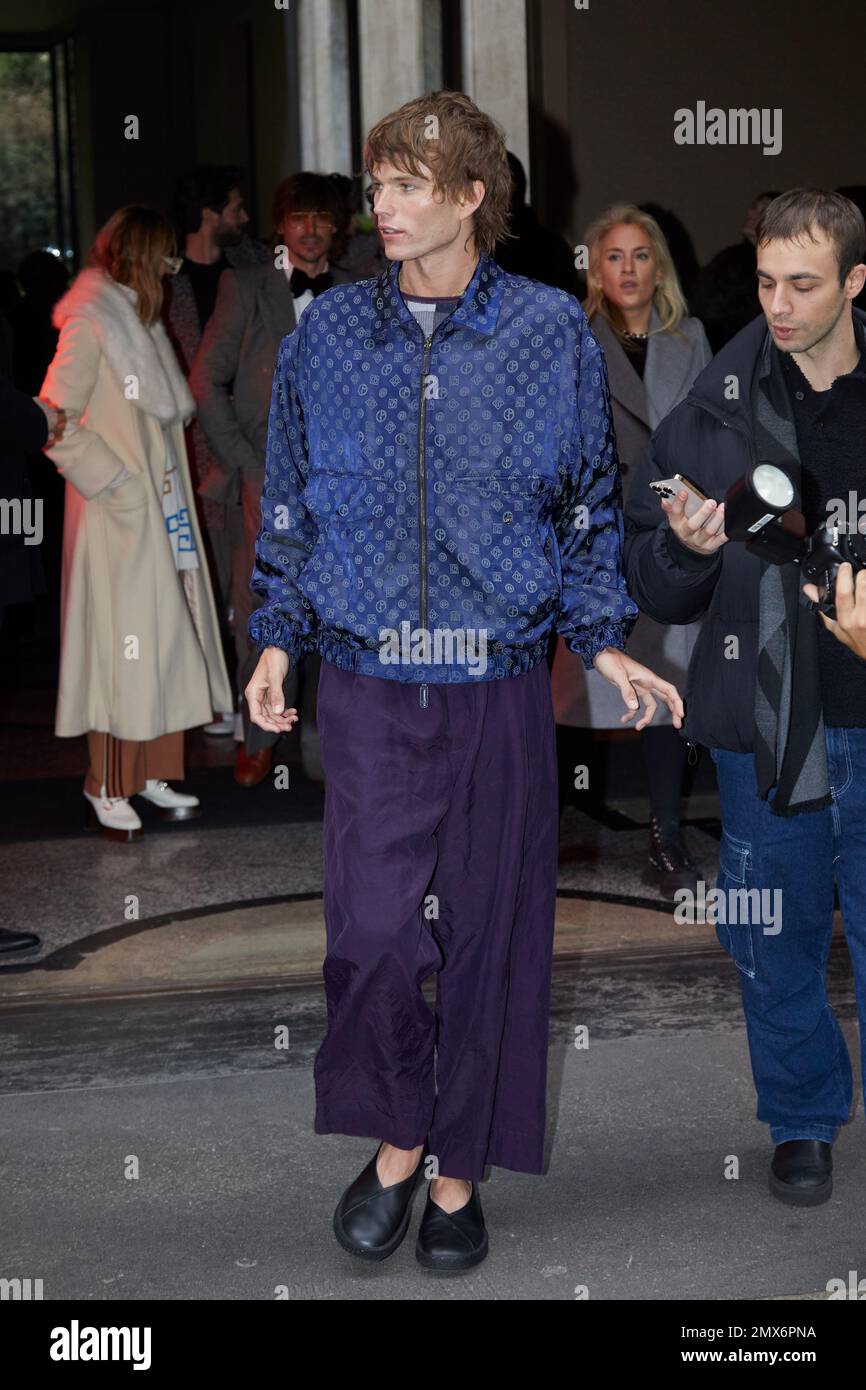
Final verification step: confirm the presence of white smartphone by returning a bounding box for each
[649,473,712,519]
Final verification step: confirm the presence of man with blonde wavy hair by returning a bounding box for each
[246,90,682,1270]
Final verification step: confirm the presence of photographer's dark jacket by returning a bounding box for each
[623,307,866,756]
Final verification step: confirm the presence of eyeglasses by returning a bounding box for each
[284,212,337,230]
[162,255,182,275]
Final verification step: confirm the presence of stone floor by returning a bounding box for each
[2,960,862,1301]
[1,657,863,1301]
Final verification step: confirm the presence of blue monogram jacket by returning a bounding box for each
[248,250,638,685]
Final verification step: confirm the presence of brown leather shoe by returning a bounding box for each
[234,746,273,787]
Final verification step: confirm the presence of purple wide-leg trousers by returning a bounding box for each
[313,657,559,1181]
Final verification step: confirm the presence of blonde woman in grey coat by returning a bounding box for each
[551,203,712,895]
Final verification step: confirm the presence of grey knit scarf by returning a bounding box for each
[751,341,831,817]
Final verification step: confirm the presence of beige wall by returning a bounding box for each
[8,0,860,272]
[530,0,866,263]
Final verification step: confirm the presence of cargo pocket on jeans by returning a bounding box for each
[714,829,757,979]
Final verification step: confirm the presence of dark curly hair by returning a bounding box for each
[271,172,352,262]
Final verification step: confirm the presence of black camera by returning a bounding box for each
[723,463,866,621]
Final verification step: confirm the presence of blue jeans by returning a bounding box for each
[710,726,866,1146]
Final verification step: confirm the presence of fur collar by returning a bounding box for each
[52,267,195,424]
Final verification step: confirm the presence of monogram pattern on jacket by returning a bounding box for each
[249,251,638,682]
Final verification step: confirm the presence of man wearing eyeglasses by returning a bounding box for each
[190,173,373,787]
[282,208,338,315]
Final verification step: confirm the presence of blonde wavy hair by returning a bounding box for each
[86,205,177,326]
[583,202,688,346]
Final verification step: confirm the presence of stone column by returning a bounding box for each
[460,0,530,194]
[358,0,442,133]
[296,0,353,173]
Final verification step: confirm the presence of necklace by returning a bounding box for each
[623,329,649,340]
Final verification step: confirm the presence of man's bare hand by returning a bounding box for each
[803,562,866,661]
[592,646,685,730]
[659,489,728,556]
[245,646,299,734]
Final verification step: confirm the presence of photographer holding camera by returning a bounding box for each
[803,563,866,661]
[624,190,866,1208]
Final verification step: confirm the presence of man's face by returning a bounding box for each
[756,228,860,353]
[279,208,336,266]
[368,158,477,261]
[213,188,249,246]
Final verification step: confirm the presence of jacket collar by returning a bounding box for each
[259,258,361,340]
[757,309,866,434]
[370,250,505,342]
[260,261,298,337]
[686,306,866,432]
[52,267,195,424]
[757,306,866,383]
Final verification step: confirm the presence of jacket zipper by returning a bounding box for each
[417,332,433,708]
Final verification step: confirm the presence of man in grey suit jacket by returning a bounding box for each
[190,172,378,785]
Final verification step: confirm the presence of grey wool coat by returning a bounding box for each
[188,260,358,502]
[551,305,712,727]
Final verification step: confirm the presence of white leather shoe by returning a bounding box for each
[84,789,143,842]
[203,712,235,736]
[136,779,201,822]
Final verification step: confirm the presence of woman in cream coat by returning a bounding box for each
[41,205,232,840]
[551,203,712,895]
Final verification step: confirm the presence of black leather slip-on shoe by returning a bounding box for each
[333,1142,428,1261]
[415,1180,488,1272]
